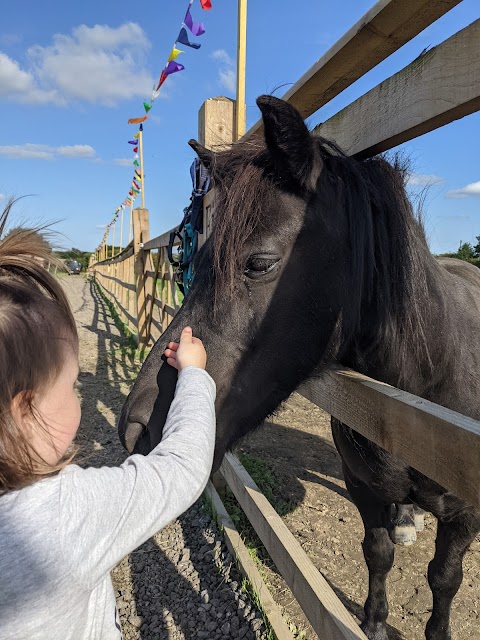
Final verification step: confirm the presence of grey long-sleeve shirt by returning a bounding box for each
[0,366,216,639]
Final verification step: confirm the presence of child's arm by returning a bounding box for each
[59,331,216,589]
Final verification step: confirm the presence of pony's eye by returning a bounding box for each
[244,255,280,279]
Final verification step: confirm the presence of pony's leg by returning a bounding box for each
[391,504,417,546]
[413,504,425,532]
[390,503,425,544]
[343,468,393,640]
[426,510,480,640]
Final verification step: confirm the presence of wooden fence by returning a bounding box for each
[91,1,480,638]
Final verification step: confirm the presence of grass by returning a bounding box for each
[224,453,292,527]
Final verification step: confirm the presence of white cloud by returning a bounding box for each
[219,69,235,93]
[0,143,96,160]
[113,158,134,167]
[57,145,95,158]
[0,193,5,200]
[0,23,154,106]
[210,49,236,94]
[446,181,480,199]
[0,52,33,95]
[406,172,443,187]
[211,49,233,66]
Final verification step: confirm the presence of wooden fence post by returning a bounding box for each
[197,97,236,249]
[132,208,154,347]
[198,96,235,151]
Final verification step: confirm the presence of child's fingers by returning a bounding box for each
[166,357,178,369]
[179,326,194,343]
[167,341,179,351]
[164,348,177,359]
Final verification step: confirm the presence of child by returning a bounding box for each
[0,203,216,639]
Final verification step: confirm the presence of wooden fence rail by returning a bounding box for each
[90,1,480,637]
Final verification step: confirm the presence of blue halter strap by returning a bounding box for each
[168,158,210,296]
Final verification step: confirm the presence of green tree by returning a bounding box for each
[473,235,480,259]
[55,248,92,271]
[456,241,474,261]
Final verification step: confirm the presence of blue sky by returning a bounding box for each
[0,0,479,254]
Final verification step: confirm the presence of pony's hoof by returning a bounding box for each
[414,511,425,532]
[360,620,388,640]
[391,524,417,546]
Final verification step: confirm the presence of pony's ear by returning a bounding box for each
[188,139,214,171]
[256,95,319,188]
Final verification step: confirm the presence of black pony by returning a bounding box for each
[118,96,480,640]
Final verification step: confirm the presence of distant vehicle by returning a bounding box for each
[65,260,82,275]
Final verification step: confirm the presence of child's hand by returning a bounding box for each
[164,327,207,371]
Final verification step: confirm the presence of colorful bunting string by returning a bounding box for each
[99,1,213,250]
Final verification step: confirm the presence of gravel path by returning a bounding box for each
[65,276,271,640]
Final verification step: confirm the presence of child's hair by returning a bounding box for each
[0,200,78,493]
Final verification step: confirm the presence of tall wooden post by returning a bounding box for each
[128,202,134,243]
[138,129,145,209]
[127,255,136,332]
[119,206,124,252]
[119,257,125,325]
[132,208,154,347]
[235,0,247,140]
[111,221,116,258]
[198,97,236,491]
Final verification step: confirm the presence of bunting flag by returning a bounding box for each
[177,27,201,49]
[128,140,137,145]
[143,101,152,113]
[156,70,168,90]
[133,160,139,167]
[133,181,141,190]
[165,60,185,75]
[184,7,205,36]
[128,115,149,125]
[133,146,138,153]
[168,47,184,62]
[200,0,212,8]
[133,132,140,139]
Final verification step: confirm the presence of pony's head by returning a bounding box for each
[118,95,415,470]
